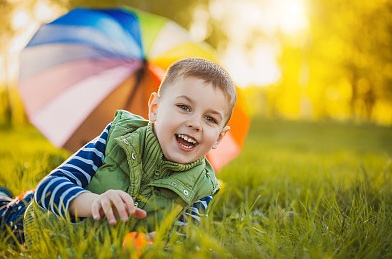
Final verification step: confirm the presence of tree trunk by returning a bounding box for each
[2,55,12,127]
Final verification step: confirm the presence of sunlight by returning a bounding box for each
[0,56,4,74]
[274,0,308,34]
[222,44,281,87]
[7,25,40,79]
[1,1,63,83]
[11,9,30,30]
[189,6,210,42]
[208,0,309,87]
[237,2,264,27]
[34,1,55,22]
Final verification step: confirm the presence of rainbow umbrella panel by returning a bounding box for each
[18,7,250,171]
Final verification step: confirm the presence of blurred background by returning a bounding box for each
[1,0,392,126]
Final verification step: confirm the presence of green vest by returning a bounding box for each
[24,110,219,246]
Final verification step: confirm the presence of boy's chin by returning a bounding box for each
[163,153,199,164]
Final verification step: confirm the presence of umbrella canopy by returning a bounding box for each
[18,7,250,171]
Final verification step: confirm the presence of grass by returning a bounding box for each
[0,117,391,258]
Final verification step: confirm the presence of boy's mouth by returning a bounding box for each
[175,134,198,150]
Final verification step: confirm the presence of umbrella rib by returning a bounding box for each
[124,60,147,109]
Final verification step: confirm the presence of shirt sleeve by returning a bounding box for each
[34,123,111,219]
[175,195,213,231]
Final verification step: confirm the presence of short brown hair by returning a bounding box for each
[158,58,236,125]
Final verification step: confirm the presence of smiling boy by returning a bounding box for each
[1,58,236,245]
[150,72,232,164]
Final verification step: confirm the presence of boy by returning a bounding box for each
[1,57,237,245]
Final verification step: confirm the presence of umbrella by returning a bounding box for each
[18,7,250,171]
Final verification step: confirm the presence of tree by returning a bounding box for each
[306,0,392,122]
[0,0,17,125]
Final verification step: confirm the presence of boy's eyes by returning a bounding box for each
[177,104,191,112]
[176,104,219,124]
[205,116,218,124]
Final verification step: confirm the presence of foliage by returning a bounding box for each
[0,118,391,258]
[291,0,392,123]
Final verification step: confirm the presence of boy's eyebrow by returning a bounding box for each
[176,95,194,103]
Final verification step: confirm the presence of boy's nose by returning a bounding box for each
[187,117,201,131]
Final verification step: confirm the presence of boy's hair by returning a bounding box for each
[158,58,237,125]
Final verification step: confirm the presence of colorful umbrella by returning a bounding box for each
[18,7,250,171]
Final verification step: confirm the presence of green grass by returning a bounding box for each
[0,118,391,258]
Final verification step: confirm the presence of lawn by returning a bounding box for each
[0,117,391,258]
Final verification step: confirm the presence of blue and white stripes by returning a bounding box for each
[34,123,211,225]
[35,123,110,218]
[177,195,212,226]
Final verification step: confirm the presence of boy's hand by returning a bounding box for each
[92,190,146,225]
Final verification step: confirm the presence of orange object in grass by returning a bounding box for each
[122,232,154,255]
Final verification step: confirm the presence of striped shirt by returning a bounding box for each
[35,123,212,225]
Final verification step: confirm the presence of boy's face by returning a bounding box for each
[148,76,230,164]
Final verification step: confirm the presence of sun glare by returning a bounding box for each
[34,1,56,21]
[1,1,63,83]
[209,0,309,87]
[222,44,281,87]
[11,9,30,30]
[276,0,308,34]
[189,6,210,41]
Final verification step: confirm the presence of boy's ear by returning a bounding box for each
[148,92,159,122]
[212,126,230,149]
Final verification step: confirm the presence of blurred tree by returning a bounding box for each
[275,43,307,119]
[0,0,17,125]
[306,0,392,122]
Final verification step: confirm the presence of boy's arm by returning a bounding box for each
[34,123,111,219]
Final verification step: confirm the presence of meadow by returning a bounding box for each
[0,117,391,258]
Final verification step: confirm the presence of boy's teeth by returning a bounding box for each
[179,143,193,149]
[178,134,196,144]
